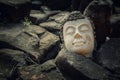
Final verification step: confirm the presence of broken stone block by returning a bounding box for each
[39,11,70,35]
[49,11,70,23]
[0,24,60,63]
[98,38,120,75]
[0,49,26,79]
[18,60,65,80]
[55,48,110,80]
[29,10,60,24]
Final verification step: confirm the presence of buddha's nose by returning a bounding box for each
[74,33,82,39]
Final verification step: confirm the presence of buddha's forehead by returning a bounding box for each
[64,18,91,27]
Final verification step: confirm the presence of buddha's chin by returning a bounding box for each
[75,50,91,56]
[72,47,93,56]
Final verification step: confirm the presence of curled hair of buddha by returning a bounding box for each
[66,11,85,21]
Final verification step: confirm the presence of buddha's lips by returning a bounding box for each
[72,41,86,46]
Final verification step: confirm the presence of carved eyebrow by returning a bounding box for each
[79,24,89,27]
[78,24,90,29]
[65,26,75,31]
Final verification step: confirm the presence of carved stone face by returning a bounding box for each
[63,18,94,57]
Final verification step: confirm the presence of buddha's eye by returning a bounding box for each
[79,25,89,32]
[66,26,75,35]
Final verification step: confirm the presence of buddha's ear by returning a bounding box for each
[59,27,64,44]
[60,43,66,50]
[59,24,64,43]
[59,24,68,50]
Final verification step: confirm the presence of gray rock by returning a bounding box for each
[0,24,60,63]
[29,10,48,24]
[0,49,26,64]
[18,60,65,80]
[49,11,70,23]
[55,48,110,80]
[0,23,25,42]
[98,38,120,74]
[0,49,26,79]
[39,21,61,31]
[29,10,60,24]
[39,11,70,35]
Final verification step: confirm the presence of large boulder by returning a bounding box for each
[0,24,60,63]
[17,60,65,80]
[55,48,110,80]
[29,10,60,25]
[0,49,26,79]
[97,38,120,76]
[49,11,70,24]
[39,11,70,35]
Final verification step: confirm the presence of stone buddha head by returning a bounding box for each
[62,11,95,57]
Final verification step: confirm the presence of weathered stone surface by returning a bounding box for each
[55,48,110,80]
[29,10,60,24]
[98,38,120,74]
[39,21,61,31]
[38,29,60,63]
[0,49,26,79]
[0,49,26,64]
[0,24,60,63]
[18,60,65,80]
[0,23,25,42]
[29,10,48,24]
[84,0,113,49]
[49,11,70,23]
[39,11,70,35]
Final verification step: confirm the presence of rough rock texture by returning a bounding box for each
[29,10,49,24]
[0,24,60,63]
[55,48,110,80]
[97,38,120,76]
[39,21,61,31]
[49,12,70,23]
[29,10,60,24]
[18,60,65,80]
[0,49,26,79]
[39,11,70,34]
